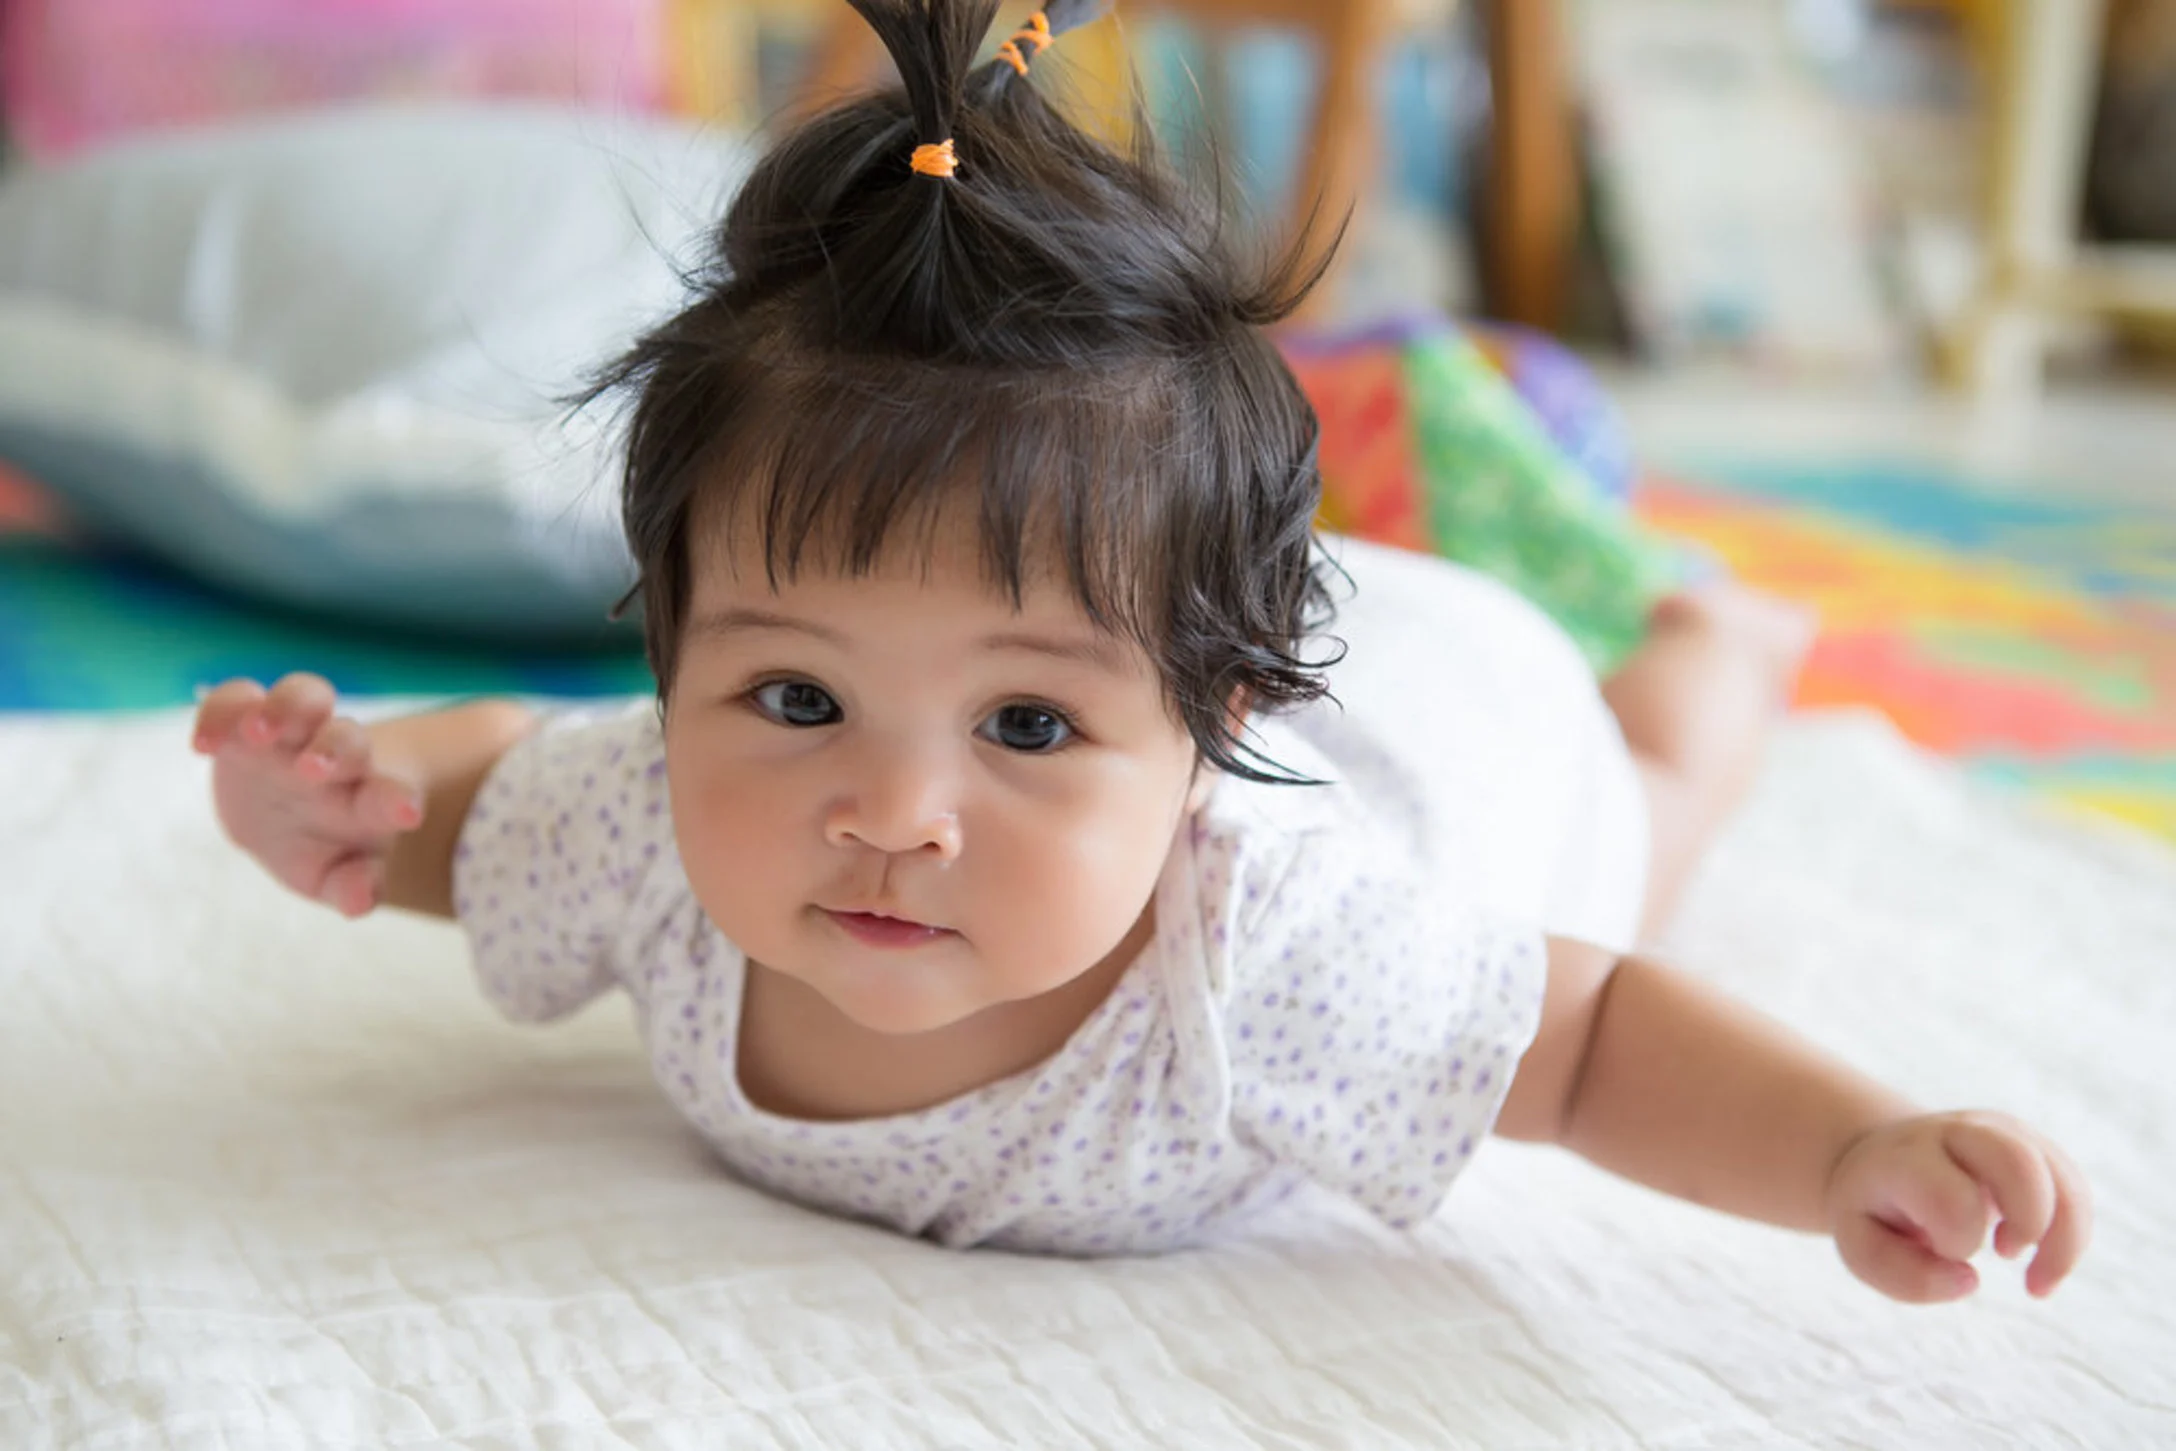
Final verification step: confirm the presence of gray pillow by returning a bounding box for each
[0,104,755,639]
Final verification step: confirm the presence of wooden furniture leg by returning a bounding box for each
[1287,0,1393,278]
[1479,0,1575,333]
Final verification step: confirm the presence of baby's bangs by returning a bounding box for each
[703,358,1181,652]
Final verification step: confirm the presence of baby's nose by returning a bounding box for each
[824,741,962,860]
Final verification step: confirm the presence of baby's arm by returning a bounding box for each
[194,673,535,919]
[1495,941,2092,1302]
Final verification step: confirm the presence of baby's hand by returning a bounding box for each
[1826,1111,2091,1303]
[193,674,424,917]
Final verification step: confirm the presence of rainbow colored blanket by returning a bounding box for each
[1635,465,2175,841]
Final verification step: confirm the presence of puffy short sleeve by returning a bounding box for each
[452,703,672,1023]
[1223,842,1549,1230]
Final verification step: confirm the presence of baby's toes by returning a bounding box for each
[296,717,370,786]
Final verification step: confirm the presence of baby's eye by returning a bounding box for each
[749,680,842,727]
[978,702,1075,754]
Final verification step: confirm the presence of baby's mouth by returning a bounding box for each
[822,908,957,950]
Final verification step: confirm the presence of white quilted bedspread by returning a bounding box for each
[3,708,2172,1448]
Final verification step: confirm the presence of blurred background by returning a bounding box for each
[0,0,2169,840]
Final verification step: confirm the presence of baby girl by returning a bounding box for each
[195,0,2086,1297]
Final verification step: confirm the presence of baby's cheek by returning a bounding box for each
[671,775,793,933]
[989,807,1159,960]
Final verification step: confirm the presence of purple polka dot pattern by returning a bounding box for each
[1217,823,1546,1232]
[455,705,1550,1255]
[452,706,659,1024]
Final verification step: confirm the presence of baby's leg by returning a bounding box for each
[1603,585,1816,941]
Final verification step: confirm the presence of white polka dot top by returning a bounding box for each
[452,539,1648,1255]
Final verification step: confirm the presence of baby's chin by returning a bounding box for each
[800,955,999,1039]
[822,989,980,1038]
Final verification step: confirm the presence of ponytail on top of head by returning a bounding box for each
[719,0,1313,365]
[601,0,1344,784]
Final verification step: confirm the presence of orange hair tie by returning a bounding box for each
[996,11,1054,77]
[909,138,958,178]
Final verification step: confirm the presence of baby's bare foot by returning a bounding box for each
[1647,584,1817,704]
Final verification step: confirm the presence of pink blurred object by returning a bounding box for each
[1,0,668,159]
[0,463,66,537]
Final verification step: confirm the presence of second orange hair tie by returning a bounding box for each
[997,11,1054,77]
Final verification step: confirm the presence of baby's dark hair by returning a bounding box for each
[597,0,1339,782]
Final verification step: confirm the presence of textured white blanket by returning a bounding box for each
[3,708,2172,1448]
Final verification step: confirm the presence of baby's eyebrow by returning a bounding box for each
[978,630,1129,673]
[685,606,1129,674]
[683,607,847,648]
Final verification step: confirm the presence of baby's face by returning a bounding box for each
[662,515,1206,1037]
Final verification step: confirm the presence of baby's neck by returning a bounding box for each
[735,916,1151,1122]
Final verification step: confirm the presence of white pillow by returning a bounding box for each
[0,104,756,639]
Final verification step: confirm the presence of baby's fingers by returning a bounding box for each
[1880,1151,1994,1264]
[193,679,268,753]
[2026,1144,2092,1296]
[1835,1213,1979,1304]
[1943,1115,2055,1259]
[353,772,425,835]
[316,852,384,919]
[1943,1115,2092,1294]
[256,672,338,749]
[297,716,372,786]
[315,776,423,915]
